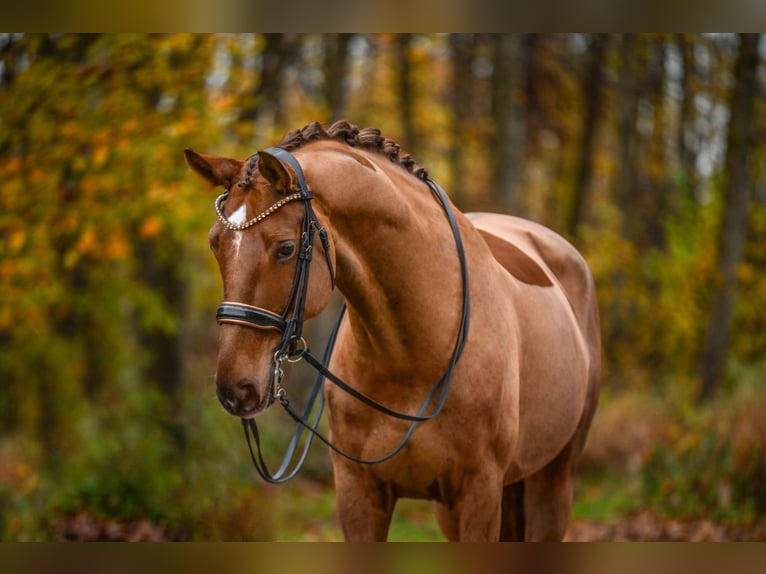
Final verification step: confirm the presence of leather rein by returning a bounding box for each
[214,147,470,484]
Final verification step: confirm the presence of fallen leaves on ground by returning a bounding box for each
[567,511,765,541]
[53,508,765,541]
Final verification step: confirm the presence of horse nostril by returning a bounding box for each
[216,379,260,415]
[236,379,258,404]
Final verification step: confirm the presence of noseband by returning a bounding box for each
[213,147,470,483]
[214,147,334,364]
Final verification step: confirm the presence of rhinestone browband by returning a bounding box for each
[214,191,307,231]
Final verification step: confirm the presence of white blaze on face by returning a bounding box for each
[228,204,247,257]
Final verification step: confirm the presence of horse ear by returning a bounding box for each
[184,149,243,189]
[257,150,298,194]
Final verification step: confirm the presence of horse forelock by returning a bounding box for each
[276,120,429,181]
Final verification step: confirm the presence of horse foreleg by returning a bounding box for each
[334,468,395,541]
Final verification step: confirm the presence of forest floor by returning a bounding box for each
[566,513,765,542]
[53,509,766,541]
[10,383,766,543]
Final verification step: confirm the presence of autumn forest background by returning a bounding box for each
[1,33,765,540]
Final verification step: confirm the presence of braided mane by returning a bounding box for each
[237,120,428,190]
[277,120,429,180]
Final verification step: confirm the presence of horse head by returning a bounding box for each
[184,148,335,418]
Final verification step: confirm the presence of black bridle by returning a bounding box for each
[215,147,334,361]
[214,147,470,484]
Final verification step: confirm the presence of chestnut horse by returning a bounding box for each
[185,121,600,541]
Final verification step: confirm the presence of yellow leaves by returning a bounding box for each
[80,175,100,197]
[103,231,131,261]
[0,259,15,286]
[6,156,22,175]
[92,145,110,168]
[61,120,85,140]
[8,228,26,253]
[63,226,132,269]
[146,182,167,201]
[178,109,201,137]
[139,216,164,239]
[75,228,98,255]
[122,118,139,135]
[28,167,47,186]
[72,154,90,173]
[210,92,238,113]
[736,262,756,284]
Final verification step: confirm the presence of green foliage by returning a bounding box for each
[733,204,766,362]
[642,431,743,522]
[578,377,766,528]
[51,384,183,522]
[580,189,722,388]
[0,34,219,438]
[0,378,281,540]
[573,469,644,522]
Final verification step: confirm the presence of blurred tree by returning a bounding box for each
[0,33,217,458]
[1,33,105,460]
[675,33,701,204]
[613,33,641,242]
[490,34,529,216]
[396,34,418,154]
[567,33,608,239]
[642,35,673,250]
[323,34,352,121]
[698,33,761,402]
[448,33,477,206]
[236,34,300,142]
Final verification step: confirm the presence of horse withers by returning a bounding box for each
[185,120,601,541]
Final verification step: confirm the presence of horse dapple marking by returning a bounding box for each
[185,120,601,541]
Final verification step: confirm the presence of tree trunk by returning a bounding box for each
[643,36,671,250]
[698,33,760,402]
[448,33,476,206]
[238,33,296,136]
[567,33,608,239]
[614,34,641,241]
[323,34,352,121]
[396,34,418,155]
[490,34,527,216]
[135,237,187,447]
[676,33,699,203]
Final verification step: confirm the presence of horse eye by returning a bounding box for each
[275,240,296,261]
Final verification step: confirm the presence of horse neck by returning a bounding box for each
[302,147,465,374]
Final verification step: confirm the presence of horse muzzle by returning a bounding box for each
[215,375,274,418]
